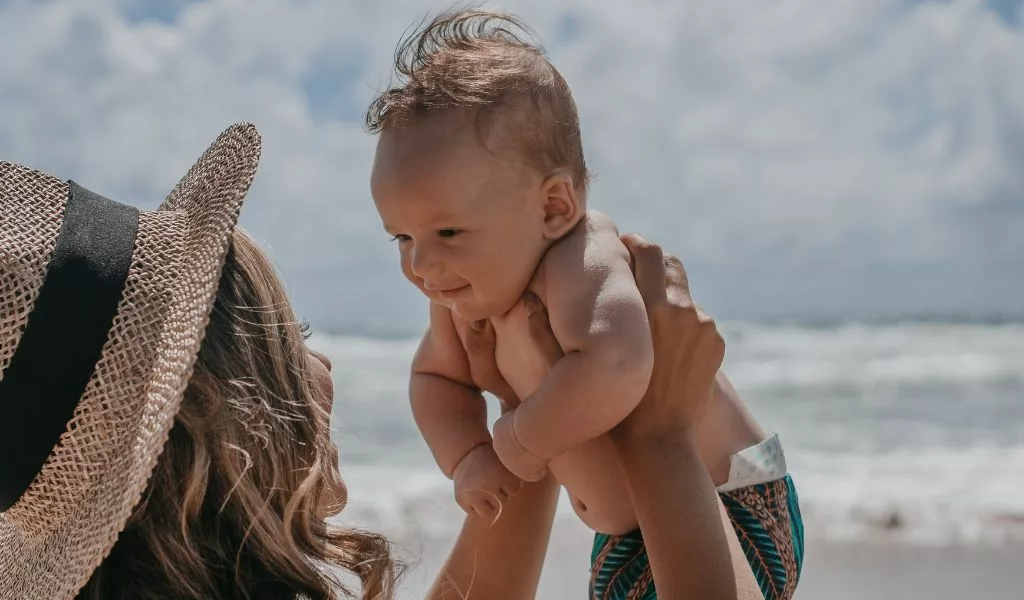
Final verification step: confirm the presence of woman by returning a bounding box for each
[0,123,761,599]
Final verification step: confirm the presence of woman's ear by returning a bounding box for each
[539,173,582,240]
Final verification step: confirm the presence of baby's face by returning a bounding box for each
[371,118,550,321]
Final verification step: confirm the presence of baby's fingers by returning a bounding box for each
[455,490,476,516]
[470,490,506,523]
[500,476,523,498]
[479,497,499,522]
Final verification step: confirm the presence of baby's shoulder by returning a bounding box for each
[541,210,632,289]
[582,210,619,236]
[544,210,627,265]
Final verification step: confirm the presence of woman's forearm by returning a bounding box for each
[427,472,560,600]
[615,430,762,600]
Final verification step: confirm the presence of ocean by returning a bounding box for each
[311,318,1024,553]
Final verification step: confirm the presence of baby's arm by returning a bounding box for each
[495,215,654,473]
[411,302,491,477]
[413,302,522,519]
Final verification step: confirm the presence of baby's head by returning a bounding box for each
[367,9,590,321]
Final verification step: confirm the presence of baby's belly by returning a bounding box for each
[548,436,639,535]
[543,383,768,536]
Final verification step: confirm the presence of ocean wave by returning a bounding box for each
[312,323,1024,390]
[311,325,1024,548]
[723,322,1024,387]
[790,443,1024,546]
[331,443,1024,548]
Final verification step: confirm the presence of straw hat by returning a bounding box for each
[0,122,262,599]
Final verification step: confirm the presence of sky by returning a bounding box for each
[1,0,1021,335]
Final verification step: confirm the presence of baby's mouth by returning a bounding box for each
[437,284,469,299]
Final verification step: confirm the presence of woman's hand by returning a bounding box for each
[612,233,761,600]
[612,233,725,442]
[460,292,565,413]
[461,318,521,411]
[461,238,723,442]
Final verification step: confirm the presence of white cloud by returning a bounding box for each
[1,0,1021,333]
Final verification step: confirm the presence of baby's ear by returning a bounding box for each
[539,172,582,240]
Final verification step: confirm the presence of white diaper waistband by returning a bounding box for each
[715,433,788,493]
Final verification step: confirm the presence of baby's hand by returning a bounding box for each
[452,443,523,522]
[492,410,549,482]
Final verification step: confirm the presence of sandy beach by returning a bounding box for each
[386,514,1024,599]
[795,540,1024,600]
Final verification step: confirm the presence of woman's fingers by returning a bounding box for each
[523,291,565,367]
[464,318,497,357]
[461,317,522,405]
[613,232,728,438]
[620,233,668,309]
[662,254,693,308]
[691,322,726,387]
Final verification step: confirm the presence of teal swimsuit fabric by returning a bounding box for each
[589,475,804,600]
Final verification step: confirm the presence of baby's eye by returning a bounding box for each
[390,234,412,243]
[438,228,461,238]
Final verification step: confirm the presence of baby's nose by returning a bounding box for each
[410,247,442,278]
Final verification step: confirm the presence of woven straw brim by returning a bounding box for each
[0,123,261,600]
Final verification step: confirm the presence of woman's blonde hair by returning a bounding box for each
[77,229,400,599]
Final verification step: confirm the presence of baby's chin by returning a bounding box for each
[455,299,527,323]
[447,301,490,322]
[421,287,517,321]
[435,296,495,322]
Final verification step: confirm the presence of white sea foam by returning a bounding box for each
[722,322,1024,388]
[332,447,1024,548]
[313,321,1024,547]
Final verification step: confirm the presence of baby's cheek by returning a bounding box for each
[399,259,421,288]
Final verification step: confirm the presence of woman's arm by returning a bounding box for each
[612,234,761,599]
[615,432,762,599]
[426,474,560,600]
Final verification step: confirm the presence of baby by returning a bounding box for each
[366,15,804,599]
[367,12,652,534]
